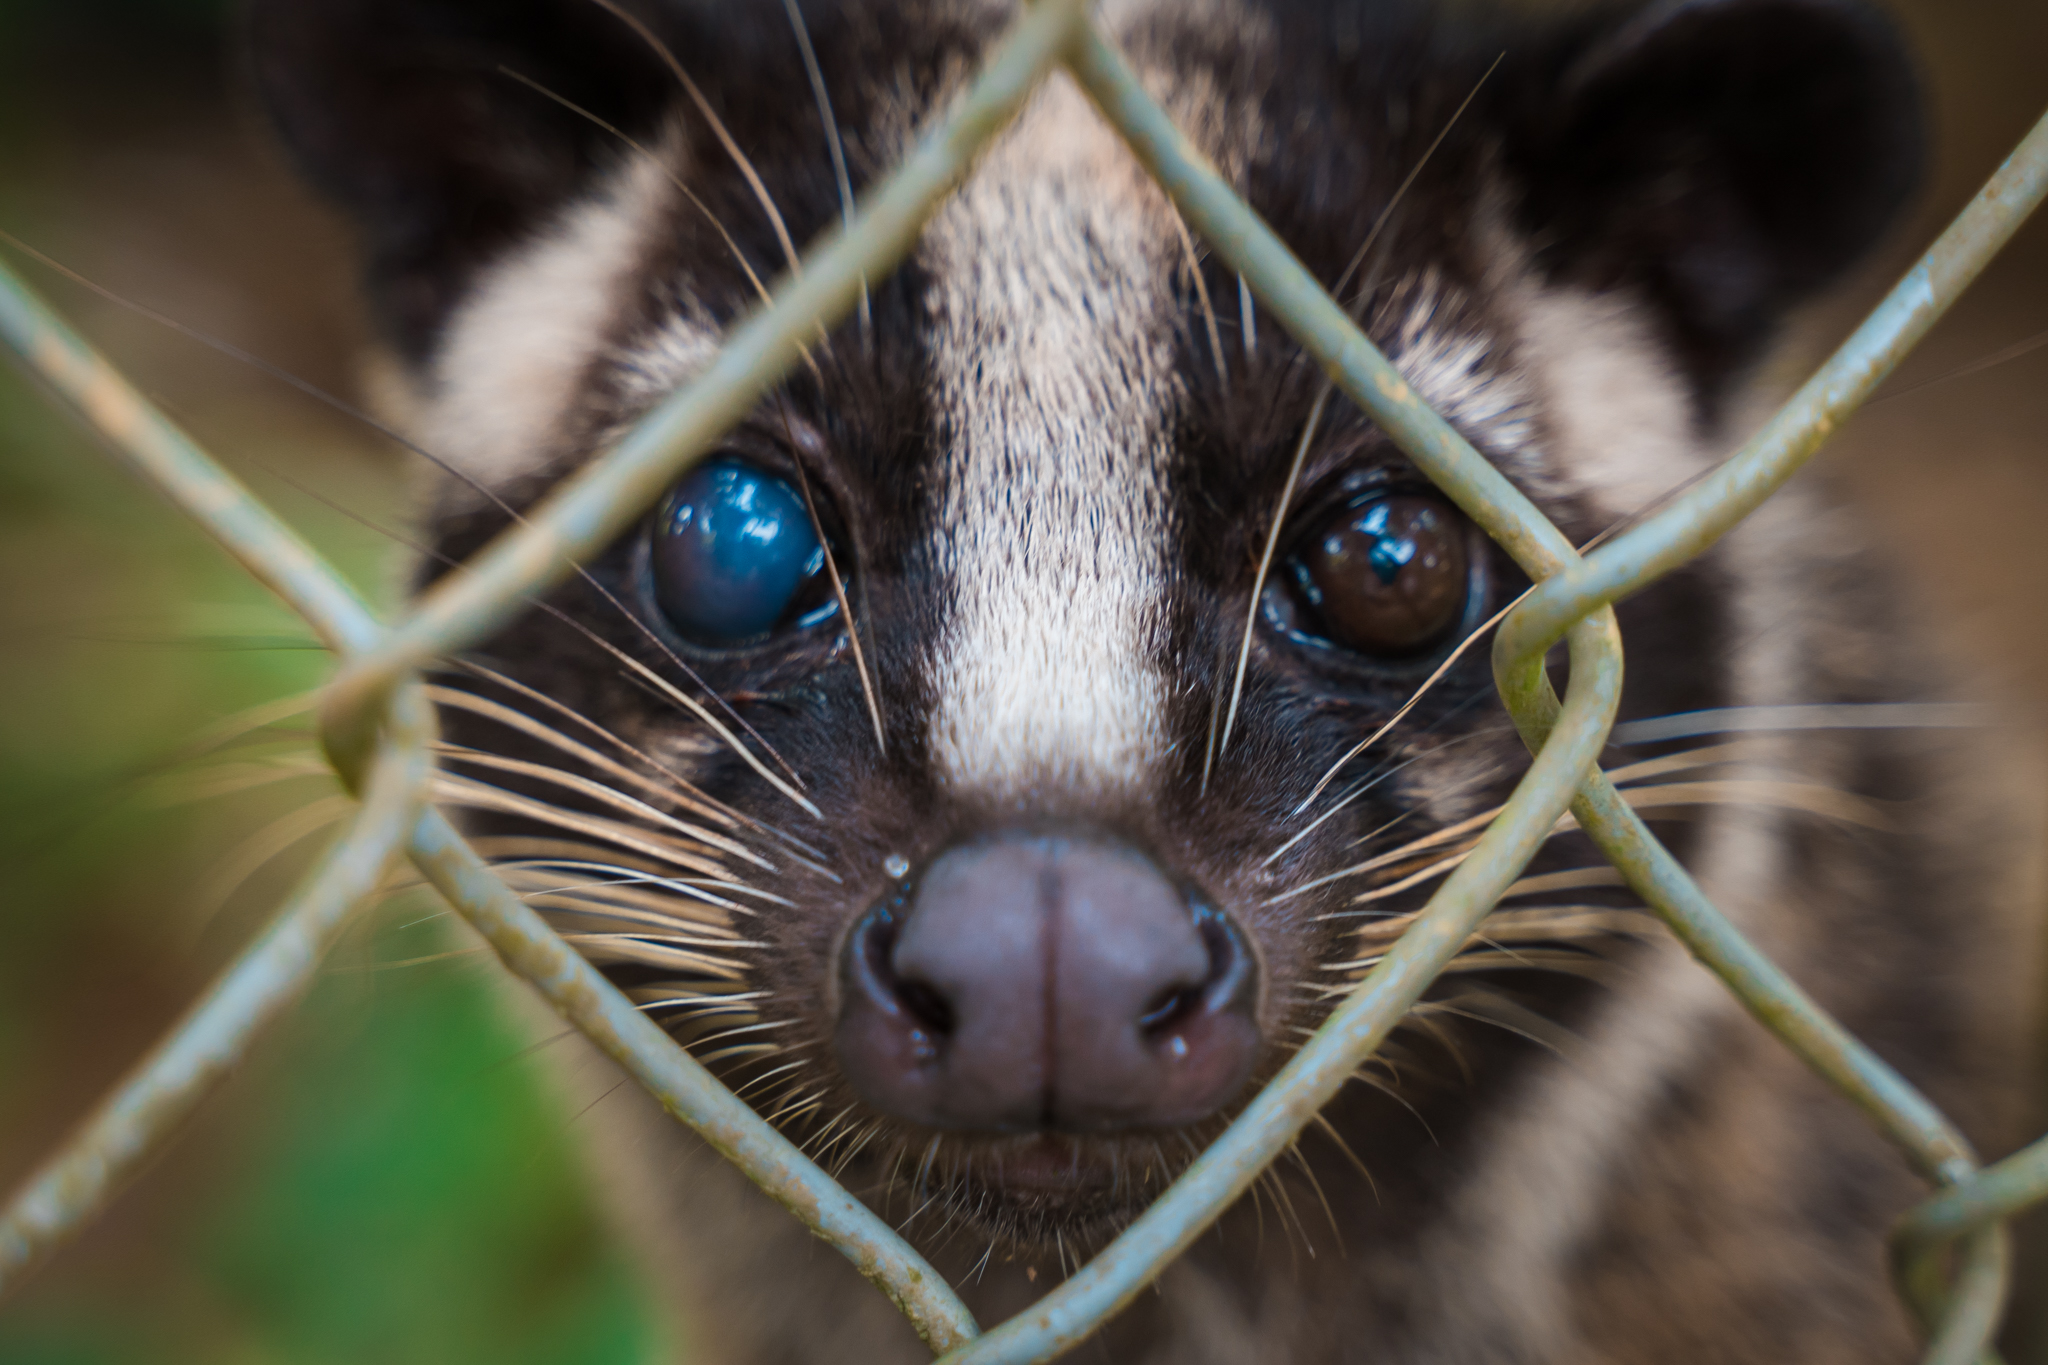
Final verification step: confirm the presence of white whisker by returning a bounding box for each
[1608,702,1988,746]
[1210,385,1330,790]
[586,0,804,282]
[1298,587,1528,812]
[432,677,745,832]
[431,772,770,899]
[439,742,773,869]
[492,64,778,317]
[779,399,885,755]
[1168,203,1227,384]
[560,624,823,817]
[779,0,868,342]
[1238,273,1257,357]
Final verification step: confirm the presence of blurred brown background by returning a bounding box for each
[0,1,2042,1360]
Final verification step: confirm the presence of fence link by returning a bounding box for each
[2,4,2046,1360]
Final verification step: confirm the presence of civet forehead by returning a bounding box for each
[242,0,1907,938]
[414,8,1567,801]
[243,3,1986,1347]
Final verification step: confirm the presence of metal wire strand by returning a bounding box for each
[316,0,1093,788]
[1065,20,2048,1362]
[0,684,434,1293]
[1,3,2045,1361]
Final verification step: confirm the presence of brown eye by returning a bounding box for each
[1278,493,1471,658]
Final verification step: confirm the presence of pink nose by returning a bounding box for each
[833,833,1261,1133]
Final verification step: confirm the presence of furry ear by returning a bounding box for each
[247,0,684,358]
[1507,0,1923,397]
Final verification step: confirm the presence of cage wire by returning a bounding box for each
[1,3,2046,1361]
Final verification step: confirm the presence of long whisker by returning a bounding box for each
[431,772,768,899]
[502,599,822,817]
[172,689,319,760]
[451,662,825,863]
[1414,991,1578,1059]
[492,66,776,315]
[1263,701,1505,866]
[185,793,356,935]
[778,0,869,342]
[530,897,748,942]
[1329,52,1503,307]
[289,457,827,808]
[1607,701,1987,747]
[1298,588,1529,811]
[1300,1112,1377,1200]
[1298,768,1892,912]
[1208,385,1330,790]
[518,867,761,915]
[148,751,331,806]
[436,740,773,870]
[775,396,886,755]
[493,63,831,390]
[1264,763,1410,870]
[1238,273,1257,358]
[1283,1137,1345,1252]
[432,682,734,820]
[1864,325,2048,408]
[560,935,758,976]
[1601,741,1759,785]
[631,988,767,1016]
[1495,864,1628,899]
[519,877,756,935]
[1168,204,1227,384]
[1279,739,1835,905]
[1215,60,1502,793]
[1331,904,1657,964]
[0,228,812,803]
[586,0,804,282]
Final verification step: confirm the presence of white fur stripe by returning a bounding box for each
[417,148,675,492]
[922,76,1178,796]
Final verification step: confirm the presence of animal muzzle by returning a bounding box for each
[834,832,1262,1133]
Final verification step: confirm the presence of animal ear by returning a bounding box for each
[246,0,683,357]
[1506,0,1924,391]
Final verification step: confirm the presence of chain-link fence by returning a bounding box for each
[1,3,2045,1360]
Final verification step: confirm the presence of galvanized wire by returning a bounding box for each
[0,252,981,1348]
[0,685,431,1283]
[2,4,2046,1362]
[318,0,1091,786]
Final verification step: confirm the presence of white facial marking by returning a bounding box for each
[1391,280,1538,467]
[1413,263,1837,1354]
[922,75,1179,796]
[1512,283,1715,522]
[417,149,675,493]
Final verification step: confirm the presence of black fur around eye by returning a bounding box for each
[1267,491,1472,661]
[647,458,842,649]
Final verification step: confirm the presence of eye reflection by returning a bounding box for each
[1278,492,1470,658]
[650,459,836,647]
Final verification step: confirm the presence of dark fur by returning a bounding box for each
[251,1,2037,1360]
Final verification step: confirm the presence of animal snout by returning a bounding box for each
[834,833,1261,1133]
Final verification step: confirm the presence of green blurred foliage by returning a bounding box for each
[0,339,661,1364]
[0,1,664,1359]
[0,0,2041,1361]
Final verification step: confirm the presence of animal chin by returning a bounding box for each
[885,1130,1192,1250]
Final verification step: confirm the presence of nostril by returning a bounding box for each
[839,834,1265,1133]
[1191,901,1255,1014]
[1136,987,1194,1034]
[893,977,956,1036]
[1137,902,1253,1041]
[849,901,957,1036]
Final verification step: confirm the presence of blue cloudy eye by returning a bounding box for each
[650,460,835,646]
